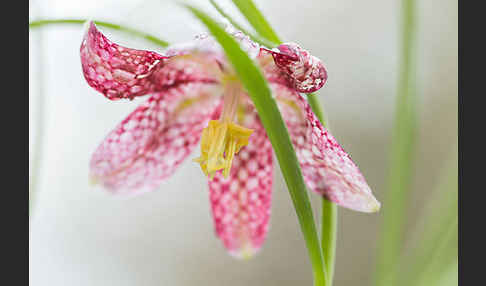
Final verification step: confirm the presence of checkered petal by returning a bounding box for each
[260,43,327,93]
[90,83,222,194]
[80,22,220,100]
[273,84,380,212]
[207,103,273,258]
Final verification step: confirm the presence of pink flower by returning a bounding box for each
[81,22,380,258]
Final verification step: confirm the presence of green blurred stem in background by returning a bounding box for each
[374,0,417,284]
[396,150,458,286]
[29,19,169,47]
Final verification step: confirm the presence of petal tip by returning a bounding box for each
[370,200,381,213]
[83,20,93,34]
[228,243,260,260]
[363,195,381,213]
[270,43,327,93]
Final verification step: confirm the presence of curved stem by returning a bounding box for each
[308,93,337,286]
[29,19,169,47]
[320,199,337,284]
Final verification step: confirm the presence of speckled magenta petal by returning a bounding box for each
[80,22,220,101]
[273,84,380,212]
[90,82,222,194]
[208,103,273,258]
[260,43,327,93]
[80,22,167,100]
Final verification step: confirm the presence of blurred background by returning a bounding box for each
[29,0,457,285]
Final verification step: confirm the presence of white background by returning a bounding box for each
[29,0,457,285]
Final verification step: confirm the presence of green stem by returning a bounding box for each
[374,0,417,284]
[320,198,337,285]
[306,94,326,126]
[29,19,169,47]
[307,93,337,286]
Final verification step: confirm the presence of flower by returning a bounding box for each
[81,21,380,258]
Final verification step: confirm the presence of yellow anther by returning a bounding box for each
[194,120,253,179]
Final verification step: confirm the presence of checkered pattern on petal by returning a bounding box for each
[207,102,273,258]
[90,82,222,194]
[260,43,327,93]
[80,22,220,101]
[273,83,380,212]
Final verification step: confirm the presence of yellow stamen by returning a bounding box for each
[194,120,253,179]
[194,76,253,178]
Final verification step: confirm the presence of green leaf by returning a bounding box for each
[374,0,418,284]
[184,4,326,286]
[29,19,169,47]
[230,0,281,44]
[308,93,337,286]
[416,218,457,286]
[436,259,458,286]
[395,150,458,286]
[209,0,275,47]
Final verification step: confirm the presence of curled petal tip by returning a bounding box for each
[364,195,381,213]
[270,43,327,93]
[80,21,167,100]
[83,20,93,34]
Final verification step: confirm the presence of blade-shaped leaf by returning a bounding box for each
[395,150,458,286]
[231,0,281,44]
[209,0,275,47]
[374,0,418,284]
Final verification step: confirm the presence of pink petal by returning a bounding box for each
[81,22,166,100]
[273,83,380,212]
[80,22,220,100]
[260,43,327,93]
[208,103,273,258]
[90,82,222,194]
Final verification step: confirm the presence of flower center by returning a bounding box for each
[194,78,253,179]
